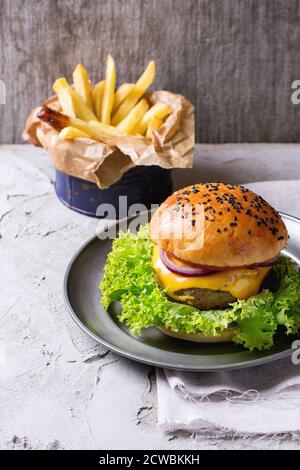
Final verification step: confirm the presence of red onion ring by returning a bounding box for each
[248,258,277,268]
[160,250,217,277]
[160,250,277,277]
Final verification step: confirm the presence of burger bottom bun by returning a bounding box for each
[159,326,239,343]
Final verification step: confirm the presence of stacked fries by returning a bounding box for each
[37,56,172,142]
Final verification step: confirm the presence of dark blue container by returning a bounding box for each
[55,166,172,218]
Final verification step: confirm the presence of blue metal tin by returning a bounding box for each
[55,166,172,218]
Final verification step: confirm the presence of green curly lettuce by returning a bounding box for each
[100,226,300,351]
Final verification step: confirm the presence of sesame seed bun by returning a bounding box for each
[149,182,288,267]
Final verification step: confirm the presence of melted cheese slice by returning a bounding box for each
[152,246,271,300]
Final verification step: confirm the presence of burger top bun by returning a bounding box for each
[149,182,288,267]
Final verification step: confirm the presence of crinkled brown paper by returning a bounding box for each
[23,91,195,189]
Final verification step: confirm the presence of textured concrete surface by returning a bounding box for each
[0,144,300,450]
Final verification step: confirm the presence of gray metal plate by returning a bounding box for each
[64,213,300,371]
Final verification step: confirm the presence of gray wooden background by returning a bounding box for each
[1,0,300,144]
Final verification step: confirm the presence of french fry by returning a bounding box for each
[37,106,125,141]
[112,83,135,112]
[101,54,116,124]
[67,117,124,139]
[53,77,97,122]
[92,80,105,121]
[146,115,163,138]
[57,88,76,118]
[58,127,91,140]
[72,64,93,110]
[53,77,69,94]
[111,61,156,125]
[117,98,149,134]
[88,120,125,138]
[64,88,97,122]
[135,103,171,135]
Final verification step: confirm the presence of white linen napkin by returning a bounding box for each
[157,180,300,435]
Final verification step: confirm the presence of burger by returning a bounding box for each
[101,183,300,351]
[149,182,287,342]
